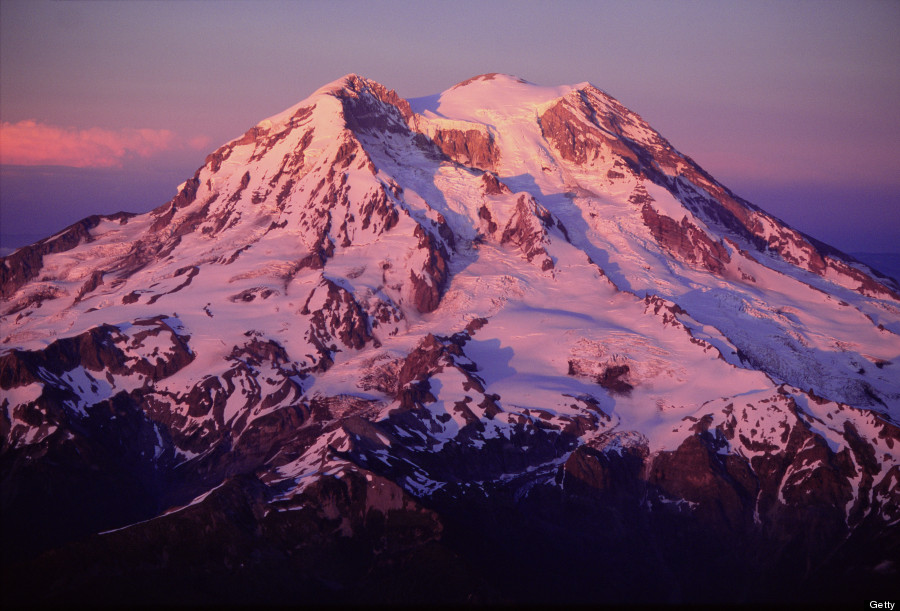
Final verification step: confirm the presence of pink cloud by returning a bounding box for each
[0,120,209,168]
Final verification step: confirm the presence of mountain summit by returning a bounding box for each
[2,74,898,605]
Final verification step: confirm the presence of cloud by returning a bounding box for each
[0,120,209,168]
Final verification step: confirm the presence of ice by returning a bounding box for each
[2,72,898,530]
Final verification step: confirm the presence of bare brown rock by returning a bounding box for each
[649,434,755,533]
[409,225,449,313]
[481,172,511,195]
[430,128,500,171]
[499,195,556,269]
[302,277,373,353]
[641,203,730,274]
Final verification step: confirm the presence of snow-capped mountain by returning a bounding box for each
[2,73,898,605]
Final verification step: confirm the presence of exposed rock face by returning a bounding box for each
[641,203,731,274]
[0,212,134,301]
[302,277,373,354]
[1,317,195,561]
[481,171,511,195]
[539,92,640,167]
[537,85,900,299]
[430,127,500,171]
[2,73,898,606]
[1,317,193,392]
[335,74,416,133]
[408,225,450,313]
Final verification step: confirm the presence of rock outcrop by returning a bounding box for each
[2,73,897,606]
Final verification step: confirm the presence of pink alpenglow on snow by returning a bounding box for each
[1,74,898,607]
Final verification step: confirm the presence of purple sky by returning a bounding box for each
[1,0,898,256]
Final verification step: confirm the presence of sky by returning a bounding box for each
[1,0,899,258]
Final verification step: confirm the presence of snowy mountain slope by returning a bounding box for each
[2,73,898,605]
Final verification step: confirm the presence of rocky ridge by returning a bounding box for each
[1,73,898,605]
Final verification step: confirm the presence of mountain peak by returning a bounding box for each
[242,74,397,136]
[412,73,588,121]
[312,72,377,95]
[2,73,898,606]
[451,72,533,88]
